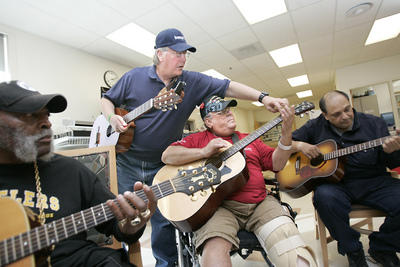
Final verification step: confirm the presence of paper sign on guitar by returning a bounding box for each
[89,80,185,153]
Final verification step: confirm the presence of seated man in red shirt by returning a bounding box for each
[161,96,316,267]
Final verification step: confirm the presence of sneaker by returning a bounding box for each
[369,249,400,267]
[347,248,368,267]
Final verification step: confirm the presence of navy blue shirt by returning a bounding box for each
[292,110,400,179]
[104,65,229,162]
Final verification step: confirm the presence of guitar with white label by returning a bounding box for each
[89,81,185,153]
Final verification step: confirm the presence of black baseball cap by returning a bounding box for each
[200,95,237,120]
[0,80,67,113]
[154,28,196,53]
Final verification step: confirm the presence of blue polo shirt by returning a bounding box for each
[292,110,400,179]
[104,65,229,162]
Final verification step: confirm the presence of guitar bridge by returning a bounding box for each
[295,156,300,175]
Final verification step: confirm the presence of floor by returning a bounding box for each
[137,192,393,267]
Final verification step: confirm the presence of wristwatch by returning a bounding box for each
[258,92,269,103]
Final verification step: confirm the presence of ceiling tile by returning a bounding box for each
[335,0,381,32]
[291,0,335,41]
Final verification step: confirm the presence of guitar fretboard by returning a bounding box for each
[0,179,179,266]
[123,99,153,123]
[324,136,390,160]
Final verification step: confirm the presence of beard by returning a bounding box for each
[0,125,54,163]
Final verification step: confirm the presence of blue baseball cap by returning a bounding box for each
[154,28,196,53]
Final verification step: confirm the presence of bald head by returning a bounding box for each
[319,90,354,131]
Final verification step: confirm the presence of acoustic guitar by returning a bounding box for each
[0,164,220,267]
[276,136,394,198]
[153,101,315,232]
[89,80,185,153]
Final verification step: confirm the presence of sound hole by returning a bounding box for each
[106,125,114,137]
[310,154,324,166]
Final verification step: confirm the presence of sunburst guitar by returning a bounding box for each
[276,135,395,198]
[0,164,220,267]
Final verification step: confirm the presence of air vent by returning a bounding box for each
[230,42,266,60]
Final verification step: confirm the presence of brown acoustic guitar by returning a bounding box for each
[89,80,185,153]
[0,164,220,267]
[276,136,395,198]
[153,101,315,232]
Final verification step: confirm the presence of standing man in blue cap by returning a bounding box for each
[101,28,290,267]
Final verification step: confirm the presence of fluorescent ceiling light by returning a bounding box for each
[232,0,287,25]
[288,74,309,87]
[365,12,400,45]
[252,101,264,107]
[296,90,313,98]
[269,44,303,68]
[107,23,155,58]
[202,69,230,80]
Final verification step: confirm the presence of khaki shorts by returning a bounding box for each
[194,195,292,252]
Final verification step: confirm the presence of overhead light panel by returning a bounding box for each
[232,0,287,25]
[252,101,264,107]
[269,44,303,68]
[296,90,313,98]
[365,12,400,45]
[202,69,230,80]
[107,23,155,58]
[288,74,309,87]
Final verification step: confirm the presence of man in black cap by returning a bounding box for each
[0,80,157,266]
[101,28,290,266]
[162,96,317,267]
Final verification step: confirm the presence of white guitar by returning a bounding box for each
[89,81,185,153]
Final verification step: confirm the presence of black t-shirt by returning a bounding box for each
[0,155,143,266]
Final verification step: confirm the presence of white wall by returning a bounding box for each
[336,54,400,96]
[0,23,132,132]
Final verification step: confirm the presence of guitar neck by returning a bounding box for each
[324,136,390,160]
[0,179,178,266]
[122,98,153,123]
[220,116,283,161]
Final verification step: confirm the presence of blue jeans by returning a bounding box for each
[116,152,178,267]
[313,175,400,255]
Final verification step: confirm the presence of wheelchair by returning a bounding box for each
[175,178,298,267]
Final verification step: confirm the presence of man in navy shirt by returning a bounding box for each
[291,90,400,267]
[101,28,290,267]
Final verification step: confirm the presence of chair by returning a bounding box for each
[56,145,143,267]
[315,170,399,267]
[175,178,297,267]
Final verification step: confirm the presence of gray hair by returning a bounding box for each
[153,47,168,65]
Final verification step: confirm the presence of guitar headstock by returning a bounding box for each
[154,81,186,111]
[174,164,221,195]
[294,101,315,116]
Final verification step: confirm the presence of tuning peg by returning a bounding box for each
[200,190,207,197]
[181,171,187,176]
[198,181,203,187]
[168,107,173,110]
[208,178,214,183]
[191,194,198,201]
[162,108,167,112]
[174,104,177,109]
[210,186,216,193]
[193,169,198,174]
[178,167,183,171]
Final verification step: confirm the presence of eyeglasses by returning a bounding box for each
[168,50,191,58]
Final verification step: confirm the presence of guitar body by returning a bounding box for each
[89,108,135,153]
[1,198,36,267]
[276,140,344,198]
[153,151,246,232]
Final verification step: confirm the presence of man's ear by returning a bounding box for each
[322,112,329,120]
[204,117,212,129]
[157,49,166,62]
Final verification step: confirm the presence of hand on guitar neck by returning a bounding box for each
[382,129,400,154]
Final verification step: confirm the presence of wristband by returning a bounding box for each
[278,140,292,151]
[107,113,115,123]
[258,92,269,103]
